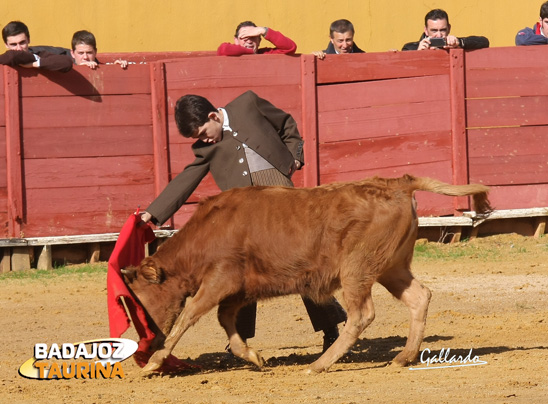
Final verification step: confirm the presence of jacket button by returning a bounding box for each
[233,132,238,137]
[242,171,248,176]
[238,158,244,163]
[236,145,241,150]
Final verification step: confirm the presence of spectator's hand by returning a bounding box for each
[444,35,460,49]
[114,59,128,69]
[312,50,326,60]
[417,37,431,50]
[80,60,99,70]
[237,26,267,40]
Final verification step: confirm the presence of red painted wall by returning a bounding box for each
[1,47,546,238]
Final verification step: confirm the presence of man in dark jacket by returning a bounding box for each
[140,91,347,353]
[516,1,548,46]
[402,9,489,51]
[0,21,72,72]
[313,19,365,59]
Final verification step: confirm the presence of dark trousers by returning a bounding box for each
[236,297,347,340]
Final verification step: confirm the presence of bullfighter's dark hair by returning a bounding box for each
[71,30,97,51]
[234,21,257,37]
[424,9,450,26]
[329,19,355,37]
[2,21,30,44]
[174,94,217,138]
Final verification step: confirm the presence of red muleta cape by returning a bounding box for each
[107,213,197,372]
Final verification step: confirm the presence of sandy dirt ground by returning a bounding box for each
[1,233,547,404]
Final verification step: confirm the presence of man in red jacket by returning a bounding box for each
[217,21,296,56]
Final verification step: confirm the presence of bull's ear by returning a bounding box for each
[121,266,137,283]
[140,257,164,284]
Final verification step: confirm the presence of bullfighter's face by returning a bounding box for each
[191,111,223,144]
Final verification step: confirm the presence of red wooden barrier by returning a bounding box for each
[1,46,547,239]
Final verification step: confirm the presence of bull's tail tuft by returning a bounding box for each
[408,176,493,215]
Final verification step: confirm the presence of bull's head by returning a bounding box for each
[121,256,187,351]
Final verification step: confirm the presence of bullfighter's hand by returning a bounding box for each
[140,211,152,223]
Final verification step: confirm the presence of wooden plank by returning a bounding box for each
[464,46,548,69]
[318,131,452,176]
[164,55,302,89]
[318,100,451,143]
[419,216,473,226]
[149,62,171,198]
[534,217,546,238]
[317,75,450,112]
[98,51,217,63]
[23,155,155,189]
[4,67,23,238]
[23,126,153,158]
[1,248,11,273]
[11,247,31,271]
[300,54,319,188]
[21,94,153,129]
[37,245,52,270]
[468,126,548,185]
[24,183,155,215]
[466,66,548,98]
[20,210,144,237]
[463,207,548,219]
[19,64,151,97]
[316,50,450,84]
[449,49,470,211]
[466,96,548,128]
[480,185,548,210]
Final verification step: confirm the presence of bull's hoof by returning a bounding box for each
[245,349,264,369]
[392,351,417,367]
[306,362,327,374]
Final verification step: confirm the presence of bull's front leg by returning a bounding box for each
[218,301,264,368]
[142,287,218,374]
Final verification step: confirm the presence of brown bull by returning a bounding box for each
[122,174,492,374]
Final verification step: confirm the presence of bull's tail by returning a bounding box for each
[407,175,493,215]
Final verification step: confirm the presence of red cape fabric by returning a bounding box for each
[107,213,197,371]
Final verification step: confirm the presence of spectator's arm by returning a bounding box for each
[0,50,36,66]
[262,28,297,54]
[515,28,548,46]
[459,36,489,50]
[217,42,255,56]
[33,52,73,72]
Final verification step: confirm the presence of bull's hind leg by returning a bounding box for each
[142,285,221,373]
[217,298,264,368]
[378,267,432,366]
[308,285,376,373]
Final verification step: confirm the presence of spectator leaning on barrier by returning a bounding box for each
[402,9,489,51]
[0,20,73,72]
[312,19,365,60]
[217,21,296,56]
[139,90,347,355]
[516,1,548,45]
[71,30,128,69]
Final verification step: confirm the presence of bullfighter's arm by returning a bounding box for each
[145,154,210,225]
